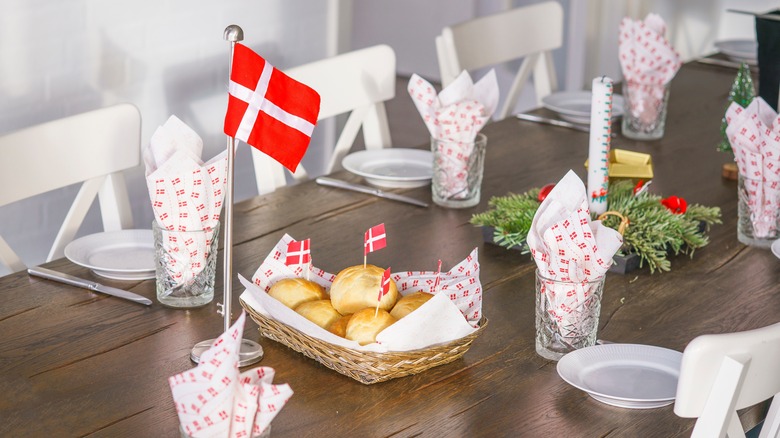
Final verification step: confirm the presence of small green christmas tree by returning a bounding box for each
[718,62,755,152]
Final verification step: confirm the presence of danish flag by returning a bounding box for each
[285,239,311,266]
[224,43,321,172]
[378,267,392,301]
[364,223,387,255]
[431,259,442,293]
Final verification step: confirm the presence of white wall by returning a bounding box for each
[0,0,332,274]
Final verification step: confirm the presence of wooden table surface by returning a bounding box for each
[2,62,778,437]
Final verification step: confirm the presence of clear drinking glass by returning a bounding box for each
[431,133,487,208]
[154,221,219,308]
[621,82,670,140]
[535,270,605,361]
[737,173,780,247]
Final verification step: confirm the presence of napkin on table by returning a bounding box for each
[725,97,780,238]
[143,115,228,287]
[526,170,623,338]
[238,234,481,353]
[169,311,292,438]
[618,14,681,125]
[407,70,498,199]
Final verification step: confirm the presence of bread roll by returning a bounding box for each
[295,299,342,329]
[390,291,434,319]
[327,314,352,338]
[268,278,326,309]
[345,308,396,346]
[329,265,398,315]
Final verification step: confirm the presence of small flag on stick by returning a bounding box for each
[431,259,442,294]
[363,223,387,267]
[375,267,392,317]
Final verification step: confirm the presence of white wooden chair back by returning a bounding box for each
[251,44,395,194]
[436,1,563,120]
[674,322,780,438]
[0,103,141,272]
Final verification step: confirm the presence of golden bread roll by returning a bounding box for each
[327,314,353,337]
[390,291,434,319]
[345,308,397,346]
[329,265,398,315]
[294,299,342,329]
[267,278,326,309]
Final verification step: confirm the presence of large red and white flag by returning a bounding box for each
[224,43,321,172]
[364,223,387,255]
[377,267,392,301]
[285,239,311,266]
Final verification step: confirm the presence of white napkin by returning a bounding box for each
[725,97,780,238]
[238,234,481,353]
[169,312,292,438]
[408,71,498,199]
[526,170,622,335]
[618,14,681,124]
[144,116,227,286]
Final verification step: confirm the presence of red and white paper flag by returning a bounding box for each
[430,259,442,294]
[224,43,321,172]
[725,97,780,238]
[378,267,392,301]
[408,71,498,199]
[526,170,622,337]
[364,223,387,255]
[618,14,681,125]
[285,239,311,266]
[169,311,292,438]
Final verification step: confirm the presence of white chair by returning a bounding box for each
[674,322,780,438]
[0,103,141,273]
[251,44,395,195]
[435,1,563,120]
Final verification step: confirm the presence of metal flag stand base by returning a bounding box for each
[190,24,263,367]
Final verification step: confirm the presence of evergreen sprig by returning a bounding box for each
[470,181,722,273]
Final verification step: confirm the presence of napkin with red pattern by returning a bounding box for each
[526,171,622,335]
[169,312,292,438]
[725,97,780,238]
[618,14,681,125]
[143,115,227,286]
[408,70,498,199]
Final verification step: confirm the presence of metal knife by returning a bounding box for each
[28,266,153,306]
[515,113,590,133]
[315,176,429,208]
[695,57,754,70]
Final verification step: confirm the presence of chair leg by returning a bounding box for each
[758,395,780,438]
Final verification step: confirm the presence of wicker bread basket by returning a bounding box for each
[240,297,488,385]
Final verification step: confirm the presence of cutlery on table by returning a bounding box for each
[28,266,153,306]
[515,113,590,133]
[695,57,753,69]
[315,177,429,208]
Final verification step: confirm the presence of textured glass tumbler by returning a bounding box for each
[621,82,670,140]
[181,424,270,437]
[431,134,487,208]
[154,221,219,308]
[737,174,780,248]
[535,270,605,361]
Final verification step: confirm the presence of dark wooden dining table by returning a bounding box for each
[2,61,778,437]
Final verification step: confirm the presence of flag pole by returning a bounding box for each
[190,24,263,367]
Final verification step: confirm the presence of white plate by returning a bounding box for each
[342,148,433,189]
[557,344,682,409]
[541,91,625,125]
[771,239,780,259]
[64,229,155,280]
[715,39,757,64]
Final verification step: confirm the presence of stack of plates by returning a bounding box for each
[342,148,433,189]
[714,39,758,65]
[557,343,683,409]
[541,91,625,125]
[64,229,155,280]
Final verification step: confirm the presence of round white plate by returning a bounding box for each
[541,91,625,125]
[771,239,780,259]
[342,148,433,189]
[557,344,682,409]
[715,39,757,64]
[64,229,155,280]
